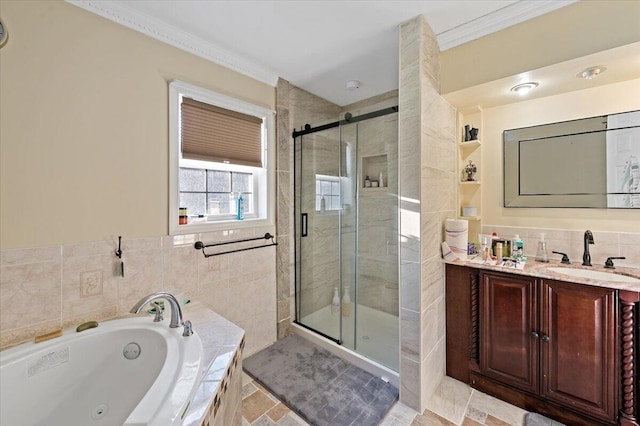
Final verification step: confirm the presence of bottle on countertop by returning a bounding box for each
[512,234,524,259]
[535,233,549,262]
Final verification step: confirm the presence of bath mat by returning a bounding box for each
[525,413,566,426]
[243,334,398,426]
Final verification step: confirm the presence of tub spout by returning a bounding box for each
[130,292,183,328]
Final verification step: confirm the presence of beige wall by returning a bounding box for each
[482,79,640,233]
[441,1,640,93]
[0,1,277,357]
[0,1,275,249]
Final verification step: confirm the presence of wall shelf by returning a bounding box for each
[458,107,483,244]
[459,140,481,150]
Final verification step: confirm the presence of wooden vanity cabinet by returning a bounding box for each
[445,264,635,426]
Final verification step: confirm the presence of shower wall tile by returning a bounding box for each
[421,295,445,359]
[276,107,291,172]
[421,257,444,310]
[400,308,420,362]
[400,261,420,312]
[399,355,421,410]
[276,170,291,235]
[420,18,440,92]
[342,90,398,116]
[422,337,446,405]
[421,166,456,213]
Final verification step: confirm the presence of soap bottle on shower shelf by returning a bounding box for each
[331,287,340,315]
[342,285,352,317]
[378,171,384,188]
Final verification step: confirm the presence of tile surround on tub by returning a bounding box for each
[0,228,277,353]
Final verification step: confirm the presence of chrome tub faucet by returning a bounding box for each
[130,292,190,334]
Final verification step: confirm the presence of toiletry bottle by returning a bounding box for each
[512,234,524,259]
[236,193,244,220]
[331,287,340,315]
[342,285,352,317]
[378,171,384,188]
[496,242,503,263]
[320,194,326,213]
[480,235,489,261]
[535,233,549,262]
[364,176,371,188]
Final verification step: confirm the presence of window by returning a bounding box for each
[316,175,341,212]
[169,80,275,234]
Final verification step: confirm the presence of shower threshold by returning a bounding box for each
[295,304,399,387]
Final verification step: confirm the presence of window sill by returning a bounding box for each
[170,217,273,235]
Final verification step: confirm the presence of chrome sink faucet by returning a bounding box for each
[130,292,185,330]
[582,230,594,266]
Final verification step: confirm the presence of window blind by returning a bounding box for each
[181,97,263,168]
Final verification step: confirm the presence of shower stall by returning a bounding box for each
[294,107,399,372]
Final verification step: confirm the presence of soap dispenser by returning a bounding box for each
[535,233,549,262]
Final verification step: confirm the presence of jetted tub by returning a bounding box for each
[0,316,203,425]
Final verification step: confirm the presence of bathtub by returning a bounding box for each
[0,316,203,425]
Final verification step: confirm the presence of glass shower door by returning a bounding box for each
[295,127,346,342]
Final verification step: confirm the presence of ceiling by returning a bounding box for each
[69,0,577,106]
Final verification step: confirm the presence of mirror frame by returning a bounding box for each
[503,110,640,209]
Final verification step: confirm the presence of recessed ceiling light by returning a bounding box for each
[346,80,361,91]
[510,82,539,96]
[577,66,607,80]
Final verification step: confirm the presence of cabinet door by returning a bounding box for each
[540,279,616,422]
[480,271,538,394]
[446,264,479,383]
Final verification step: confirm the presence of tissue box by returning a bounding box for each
[462,206,477,217]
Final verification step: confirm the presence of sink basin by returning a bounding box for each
[547,267,640,284]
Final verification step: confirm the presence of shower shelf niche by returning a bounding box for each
[361,154,387,189]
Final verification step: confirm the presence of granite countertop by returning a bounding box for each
[445,257,640,292]
[179,302,245,426]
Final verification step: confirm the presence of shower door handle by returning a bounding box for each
[301,213,308,237]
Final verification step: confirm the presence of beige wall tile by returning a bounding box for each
[62,254,118,318]
[1,246,60,266]
[1,260,62,331]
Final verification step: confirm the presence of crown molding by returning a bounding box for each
[437,0,579,51]
[66,0,279,87]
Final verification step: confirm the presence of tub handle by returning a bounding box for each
[183,320,194,337]
[152,302,164,322]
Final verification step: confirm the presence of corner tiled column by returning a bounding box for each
[398,15,457,412]
[276,78,294,339]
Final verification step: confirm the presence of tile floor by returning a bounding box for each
[241,373,529,426]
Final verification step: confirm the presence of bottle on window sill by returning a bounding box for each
[236,193,244,220]
[320,195,326,213]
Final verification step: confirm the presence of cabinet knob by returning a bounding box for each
[531,331,539,339]
[541,335,550,343]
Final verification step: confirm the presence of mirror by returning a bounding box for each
[504,110,640,208]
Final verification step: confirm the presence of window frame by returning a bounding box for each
[169,80,275,235]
